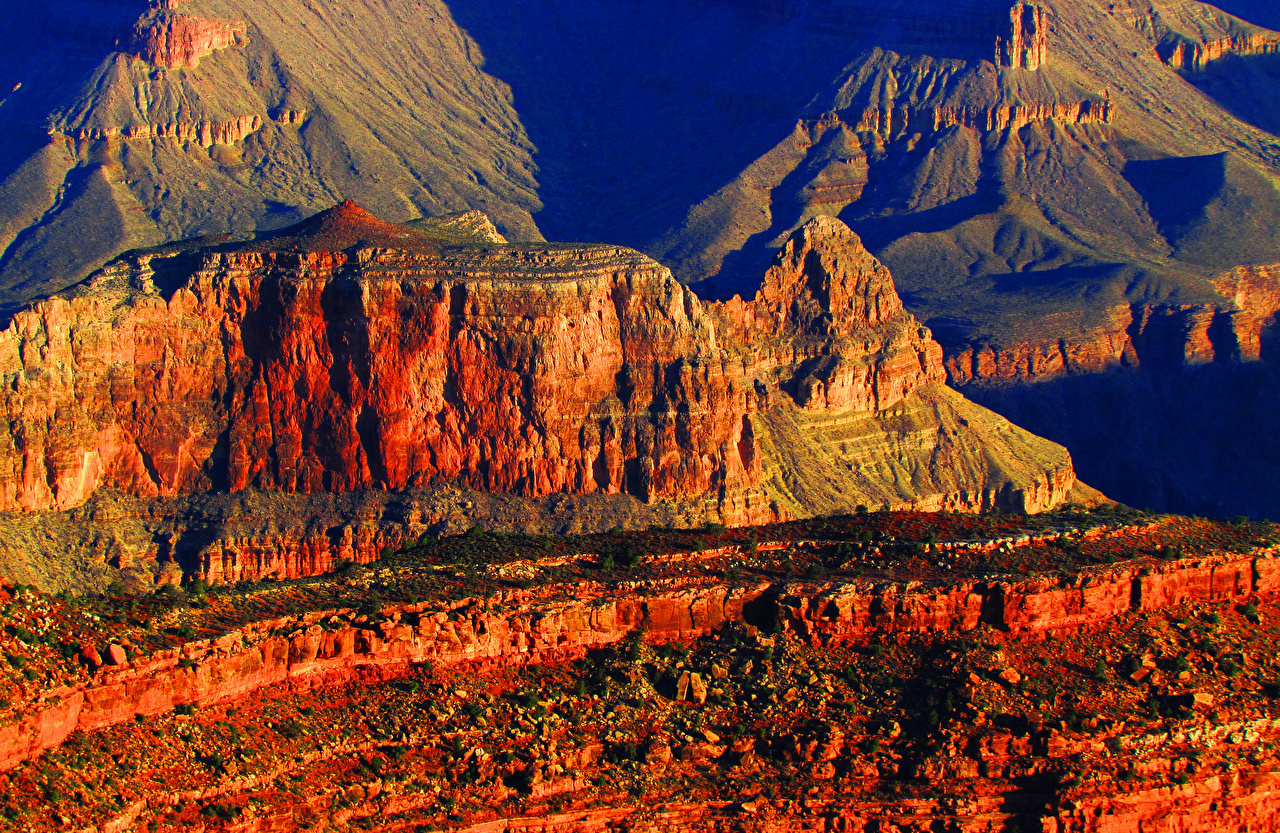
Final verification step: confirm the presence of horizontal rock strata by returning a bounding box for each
[0,206,1081,525]
[1,545,1274,773]
[1160,31,1280,72]
[129,12,245,70]
[943,289,1280,386]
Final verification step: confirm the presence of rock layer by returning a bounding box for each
[996,3,1048,70]
[942,292,1274,386]
[129,12,246,70]
[0,545,1274,774]
[66,114,264,148]
[0,207,1081,524]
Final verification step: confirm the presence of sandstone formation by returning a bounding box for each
[1160,31,1280,72]
[129,12,246,70]
[942,299,1259,386]
[4,0,1280,529]
[1214,263,1280,361]
[67,115,265,148]
[0,207,1081,538]
[0,538,1274,773]
[0,509,1275,830]
[996,3,1048,70]
[1134,0,1280,75]
[937,260,1280,518]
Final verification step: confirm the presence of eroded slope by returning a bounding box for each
[1,509,1279,831]
[0,206,1087,594]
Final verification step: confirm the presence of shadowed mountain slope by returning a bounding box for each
[3,0,1280,331]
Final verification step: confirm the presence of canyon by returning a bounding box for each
[3,527,1275,773]
[941,262,1280,519]
[2,0,1280,519]
[0,1,1278,830]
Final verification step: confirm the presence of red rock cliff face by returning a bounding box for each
[996,3,1049,70]
[0,206,1078,522]
[945,299,1253,386]
[129,12,245,70]
[1,545,1274,773]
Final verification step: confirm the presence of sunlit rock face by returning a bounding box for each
[0,205,1080,523]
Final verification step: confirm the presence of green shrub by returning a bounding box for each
[275,719,303,739]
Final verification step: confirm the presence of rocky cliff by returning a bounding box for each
[2,512,1280,832]
[0,530,1274,772]
[938,262,1280,518]
[0,207,1081,546]
[996,3,1048,70]
[942,298,1258,386]
[129,11,246,70]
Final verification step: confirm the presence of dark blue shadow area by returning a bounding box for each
[962,360,1280,519]
[1186,52,1280,139]
[1211,0,1280,31]
[1123,154,1228,237]
[444,0,1012,252]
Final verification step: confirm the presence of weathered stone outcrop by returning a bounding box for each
[1213,263,1280,361]
[129,12,245,70]
[65,114,264,147]
[1159,31,1280,72]
[849,98,1109,141]
[0,546,1275,773]
[0,205,1079,524]
[944,300,1252,386]
[813,67,1108,148]
[780,550,1279,643]
[996,3,1048,70]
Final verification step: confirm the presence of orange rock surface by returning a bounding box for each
[0,206,1078,523]
[129,12,245,70]
[997,3,1049,70]
[1,540,1273,773]
[943,296,1272,385]
[1,510,1277,831]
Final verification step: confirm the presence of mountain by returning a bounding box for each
[2,0,1280,515]
[0,205,1093,593]
[0,0,543,303]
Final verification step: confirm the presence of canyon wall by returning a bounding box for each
[943,302,1245,386]
[1,547,1275,773]
[129,12,246,70]
[0,206,1079,531]
[943,264,1280,385]
[942,265,1280,518]
[1159,31,1280,72]
[848,98,1109,142]
[996,3,1048,70]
